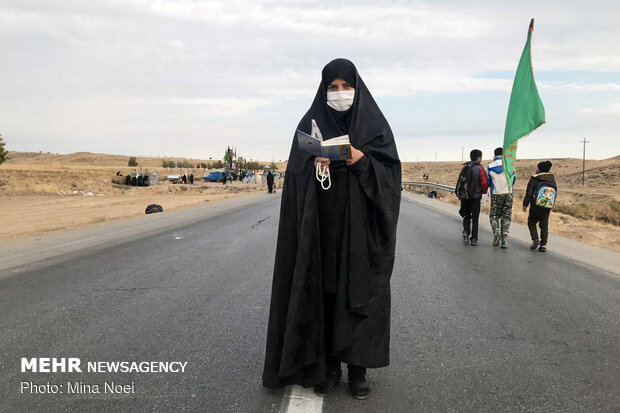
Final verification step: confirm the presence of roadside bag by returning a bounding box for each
[145,204,163,214]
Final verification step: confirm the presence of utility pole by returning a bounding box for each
[581,138,589,185]
[461,147,464,162]
[434,152,437,162]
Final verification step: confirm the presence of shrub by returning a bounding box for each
[0,134,8,165]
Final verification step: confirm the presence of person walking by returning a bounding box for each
[262,59,401,400]
[523,161,557,252]
[456,149,489,246]
[487,147,514,248]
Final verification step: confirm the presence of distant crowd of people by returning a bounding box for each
[178,173,194,184]
[456,148,557,251]
[220,170,257,182]
[206,169,281,192]
[117,170,157,187]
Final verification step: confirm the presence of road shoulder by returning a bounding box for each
[0,192,280,274]
[401,190,620,277]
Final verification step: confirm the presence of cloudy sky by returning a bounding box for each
[1,0,619,161]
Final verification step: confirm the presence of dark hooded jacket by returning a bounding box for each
[523,172,556,208]
[262,59,401,388]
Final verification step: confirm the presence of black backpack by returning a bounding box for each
[145,204,163,214]
[455,163,481,200]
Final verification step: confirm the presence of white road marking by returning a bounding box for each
[280,385,323,413]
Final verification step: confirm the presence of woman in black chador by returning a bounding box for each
[262,59,401,400]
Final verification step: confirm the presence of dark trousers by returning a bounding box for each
[324,293,366,380]
[528,206,551,246]
[267,183,273,193]
[459,199,481,240]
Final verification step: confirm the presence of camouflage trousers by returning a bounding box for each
[489,193,513,240]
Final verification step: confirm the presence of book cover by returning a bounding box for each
[296,130,323,158]
[321,142,352,161]
[296,130,352,160]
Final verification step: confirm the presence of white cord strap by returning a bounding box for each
[315,161,331,190]
[312,119,330,190]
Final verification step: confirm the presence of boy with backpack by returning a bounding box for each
[522,161,557,252]
[487,147,514,249]
[456,149,489,246]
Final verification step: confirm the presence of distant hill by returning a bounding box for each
[5,151,208,168]
[5,151,285,169]
[401,157,620,189]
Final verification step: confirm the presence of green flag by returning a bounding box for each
[502,19,546,188]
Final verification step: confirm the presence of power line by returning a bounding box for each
[589,141,620,146]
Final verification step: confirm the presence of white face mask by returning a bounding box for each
[327,90,355,112]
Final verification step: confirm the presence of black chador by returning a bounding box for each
[267,171,275,194]
[262,59,401,388]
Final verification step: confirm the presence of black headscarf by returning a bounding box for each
[263,58,401,388]
[322,58,356,134]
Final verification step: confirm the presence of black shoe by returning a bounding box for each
[538,245,546,253]
[493,233,501,247]
[314,370,341,397]
[469,239,478,246]
[462,232,469,244]
[313,384,331,397]
[500,239,508,249]
[530,240,540,250]
[349,376,371,400]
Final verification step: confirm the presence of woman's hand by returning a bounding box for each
[346,146,364,166]
[314,157,330,174]
[522,205,528,212]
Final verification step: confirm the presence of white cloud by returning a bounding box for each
[0,0,619,160]
[539,82,620,93]
[579,101,620,115]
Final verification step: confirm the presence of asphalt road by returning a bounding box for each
[1,194,619,412]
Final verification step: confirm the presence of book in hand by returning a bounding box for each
[296,129,352,161]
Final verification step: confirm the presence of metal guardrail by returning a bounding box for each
[402,181,456,193]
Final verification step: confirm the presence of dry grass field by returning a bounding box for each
[0,152,275,241]
[401,157,620,253]
[1,151,618,253]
